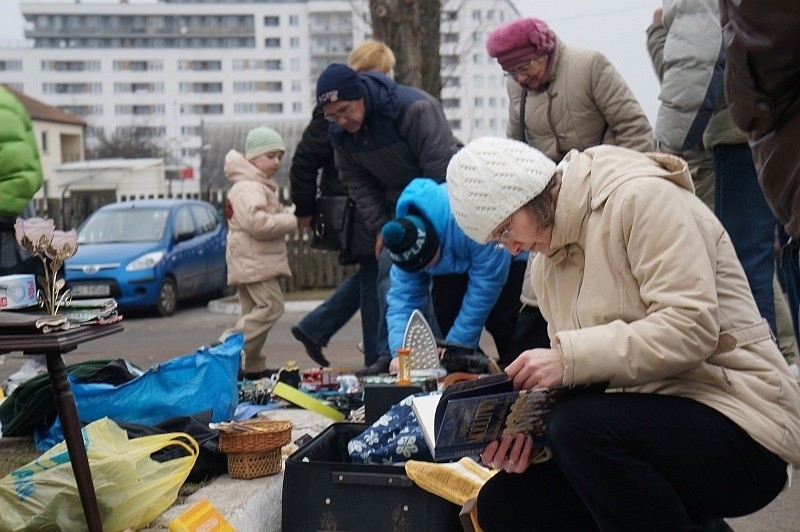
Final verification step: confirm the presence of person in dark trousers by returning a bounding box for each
[315,62,460,374]
[289,40,396,370]
[447,136,800,531]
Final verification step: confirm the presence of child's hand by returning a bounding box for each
[283,204,297,214]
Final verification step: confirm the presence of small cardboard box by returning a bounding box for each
[168,498,234,532]
[0,274,37,310]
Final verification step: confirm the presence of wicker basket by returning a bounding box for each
[227,448,283,479]
[217,419,293,454]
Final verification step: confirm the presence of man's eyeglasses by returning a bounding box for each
[503,56,545,79]
[324,103,353,123]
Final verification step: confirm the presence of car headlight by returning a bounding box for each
[126,251,165,271]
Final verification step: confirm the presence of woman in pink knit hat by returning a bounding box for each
[485,17,655,367]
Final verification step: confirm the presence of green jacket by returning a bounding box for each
[0,86,43,217]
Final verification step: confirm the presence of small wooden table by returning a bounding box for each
[0,323,124,532]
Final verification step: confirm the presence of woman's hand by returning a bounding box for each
[480,434,533,474]
[505,348,565,390]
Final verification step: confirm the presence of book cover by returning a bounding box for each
[412,374,602,462]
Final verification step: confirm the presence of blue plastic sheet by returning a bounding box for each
[70,333,241,427]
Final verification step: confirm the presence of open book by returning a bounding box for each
[411,374,604,462]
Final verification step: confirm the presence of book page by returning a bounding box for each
[410,392,442,455]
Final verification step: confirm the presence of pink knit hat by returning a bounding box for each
[486,18,556,70]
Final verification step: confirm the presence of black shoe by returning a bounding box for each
[355,355,391,377]
[291,326,329,367]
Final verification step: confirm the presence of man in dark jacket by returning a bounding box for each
[720,1,800,241]
[288,102,378,369]
[315,63,460,373]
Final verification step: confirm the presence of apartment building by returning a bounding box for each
[0,0,520,190]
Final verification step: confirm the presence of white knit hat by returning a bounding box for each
[446,137,557,243]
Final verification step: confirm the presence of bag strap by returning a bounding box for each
[519,89,528,144]
[125,432,200,461]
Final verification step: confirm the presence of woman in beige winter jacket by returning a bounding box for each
[219,127,297,378]
[485,17,655,363]
[447,137,800,531]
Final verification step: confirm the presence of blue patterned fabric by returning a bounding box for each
[347,393,433,464]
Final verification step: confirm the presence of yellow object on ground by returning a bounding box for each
[168,498,235,532]
[271,381,345,421]
[404,456,496,506]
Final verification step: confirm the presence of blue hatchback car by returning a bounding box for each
[65,199,228,316]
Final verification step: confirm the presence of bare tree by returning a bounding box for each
[370,0,442,98]
[86,127,167,160]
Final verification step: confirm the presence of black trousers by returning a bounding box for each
[431,260,527,362]
[477,393,787,531]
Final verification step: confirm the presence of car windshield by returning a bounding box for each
[78,208,170,244]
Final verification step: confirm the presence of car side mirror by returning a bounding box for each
[174,230,195,243]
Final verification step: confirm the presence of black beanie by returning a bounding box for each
[381,214,440,272]
[316,63,366,105]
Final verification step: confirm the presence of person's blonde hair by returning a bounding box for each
[348,39,396,78]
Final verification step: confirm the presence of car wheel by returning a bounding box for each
[156,277,177,317]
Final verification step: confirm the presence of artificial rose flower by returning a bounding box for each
[15,217,55,254]
[46,230,79,262]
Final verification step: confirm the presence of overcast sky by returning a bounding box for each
[0,0,662,123]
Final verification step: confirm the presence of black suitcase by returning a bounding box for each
[282,422,462,531]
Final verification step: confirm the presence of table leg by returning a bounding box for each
[45,352,102,532]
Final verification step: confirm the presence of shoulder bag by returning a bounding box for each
[311,195,354,252]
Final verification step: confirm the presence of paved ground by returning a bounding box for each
[0,296,797,530]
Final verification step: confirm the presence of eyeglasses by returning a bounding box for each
[324,102,353,123]
[503,56,546,79]
[490,221,513,249]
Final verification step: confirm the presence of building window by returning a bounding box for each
[42,82,101,94]
[289,15,299,26]
[264,38,280,48]
[442,33,458,44]
[448,119,461,130]
[474,118,484,129]
[443,76,460,88]
[233,81,282,92]
[441,55,458,67]
[489,97,497,108]
[293,102,302,113]
[181,126,202,136]
[58,105,102,117]
[0,60,22,71]
[442,98,460,110]
[41,60,100,72]
[178,60,221,71]
[41,132,48,154]
[292,80,302,91]
[475,97,484,107]
[113,60,163,71]
[290,36,300,48]
[290,58,300,71]
[179,82,223,94]
[472,9,481,20]
[233,102,283,114]
[264,16,279,26]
